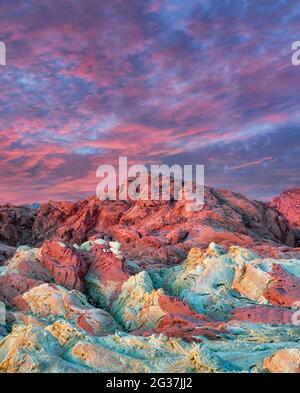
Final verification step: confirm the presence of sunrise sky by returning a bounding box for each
[0,0,300,204]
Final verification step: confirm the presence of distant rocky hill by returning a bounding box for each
[0,186,298,266]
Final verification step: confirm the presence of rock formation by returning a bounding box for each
[0,186,299,373]
[272,188,300,246]
[0,205,37,246]
[0,186,297,264]
[39,241,89,291]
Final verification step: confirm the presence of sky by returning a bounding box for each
[0,0,300,204]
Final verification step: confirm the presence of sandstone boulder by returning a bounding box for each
[264,348,300,373]
[39,241,89,291]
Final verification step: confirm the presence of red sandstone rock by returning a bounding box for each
[0,205,37,246]
[89,245,129,287]
[45,199,129,245]
[272,188,300,247]
[0,186,296,267]
[0,274,42,311]
[272,188,300,230]
[264,264,300,307]
[40,241,89,291]
[19,187,298,262]
[158,294,208,321]
[98,186,295,264]
[139,314,224,342]
[166,229,189,245]
[230,305,294,325]
[130,292,218,342]
[75,308,121,336]
[252,244,300,260]
[86,245,130,307]
[32,201,76,244]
